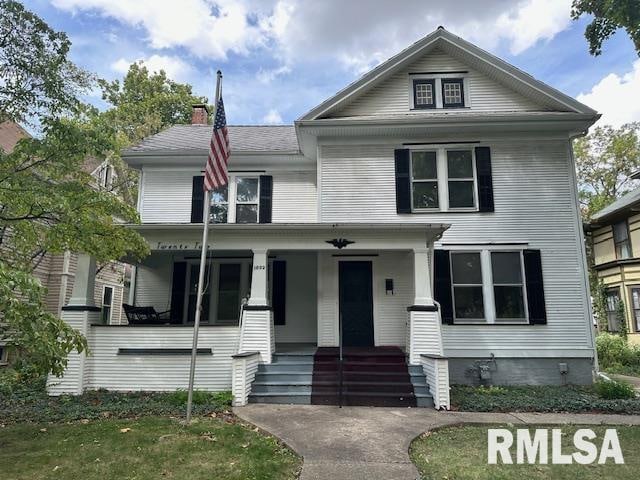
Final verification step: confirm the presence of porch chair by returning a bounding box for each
[123,304,173,325]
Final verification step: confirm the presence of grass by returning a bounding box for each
[451,385,640,413]
[0,416,301,480]
[411,424,640,480]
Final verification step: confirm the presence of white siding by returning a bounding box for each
[334,48,544,117]
[140,169,318,224]
[231,353,260,406]
[319,140,593,357]
[317,251,413,348]
[274,252,318,343]
[238,309,274,363]
[86,326,239,391]
[140,168,197,223]
[272,173,317,222]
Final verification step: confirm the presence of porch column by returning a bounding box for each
[413,248,433,305]
[248,249,268,306]
[238,249,274,363]
[47,253,101,395]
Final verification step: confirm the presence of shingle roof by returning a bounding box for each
[0,121,29,153]
[591,186,640,222]
[123,124,299,155]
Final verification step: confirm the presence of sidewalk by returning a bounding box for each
[234,404,640,480]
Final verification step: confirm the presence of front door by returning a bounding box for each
[339,261,374,347]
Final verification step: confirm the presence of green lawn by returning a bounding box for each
[0,416,301,480]
[411,424,640,480]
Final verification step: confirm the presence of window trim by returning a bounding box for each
[101,285,114,324]
[448,247,529,325]
[629,285,640,332]
[613,220,632,259]
[412,79,436,109]
[0,344,7,365]
[210,173,262,224]
[441,78,465,108]
[410,146,478,213]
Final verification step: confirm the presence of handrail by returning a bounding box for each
[236,296,249,354]
[338,312,343,408]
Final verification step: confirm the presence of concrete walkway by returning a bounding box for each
[234,404,640,480]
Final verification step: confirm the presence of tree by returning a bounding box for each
[0,3,149,377]
[0,0,92,124]
[571,0,640,56]
[89,63,208,205]
[573,122,640,218]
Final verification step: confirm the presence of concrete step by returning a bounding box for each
[253,372,314,383]
[271,353,315,364]
[248,392,311,405]
[258,363,313,374]
[251,382,312,394]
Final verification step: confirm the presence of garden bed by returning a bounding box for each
[451,384,640,414]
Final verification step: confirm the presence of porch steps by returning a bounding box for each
[248,347,433,407]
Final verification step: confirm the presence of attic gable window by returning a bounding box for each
[413,79,435,109]
[442,78,465,107]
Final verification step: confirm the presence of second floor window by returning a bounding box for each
[235,177,259,223]
[613,220,632,259]
[210,175,261,223]
[411,148,477,212]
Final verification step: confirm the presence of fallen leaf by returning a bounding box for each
[241,443,249,448]
[40,428,47,433]
[119,428,132,433]
[80,419,90,424]
[52,466,60,472]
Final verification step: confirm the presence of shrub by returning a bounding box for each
[166,389,232,407]
[596,332,640,375]
[594,379,636,399]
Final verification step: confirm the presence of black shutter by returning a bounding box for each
[523,249,547,325]
[259,175,273,223]
[191,176,205,223]
[394,149,411,214]
[272,260,286,325]
[170,262,187,323]
[433,250,454,324]
[475,146,494,212]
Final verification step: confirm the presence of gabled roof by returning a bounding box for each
[298,27,597,121]
[123,124,299,156]
[591,186,640,223]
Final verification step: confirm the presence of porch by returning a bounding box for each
[48,223,452,409]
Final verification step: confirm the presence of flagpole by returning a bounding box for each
[186,70,223,423]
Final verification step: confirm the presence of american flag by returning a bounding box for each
[204,97,230,191]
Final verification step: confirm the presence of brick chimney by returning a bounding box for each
[191,104,209,125]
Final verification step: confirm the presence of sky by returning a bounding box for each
[23,0,640,128]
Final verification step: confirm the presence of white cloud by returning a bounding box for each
[262,108,283,124]
[53,0,574,71]
[256,65,291,83]
[577,60,640,127]
[111,54,193,81]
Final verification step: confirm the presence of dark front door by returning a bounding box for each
[339,261,374,347]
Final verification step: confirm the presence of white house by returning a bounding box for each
[48,28,599,409]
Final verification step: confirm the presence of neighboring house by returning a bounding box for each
[48,28,599,409]
[590,175,640,344]
[0,121,128,331]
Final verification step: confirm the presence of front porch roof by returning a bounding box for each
[126,222,450,253]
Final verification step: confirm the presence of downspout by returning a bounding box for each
[57,250,72,316]
[568,131,599,373]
